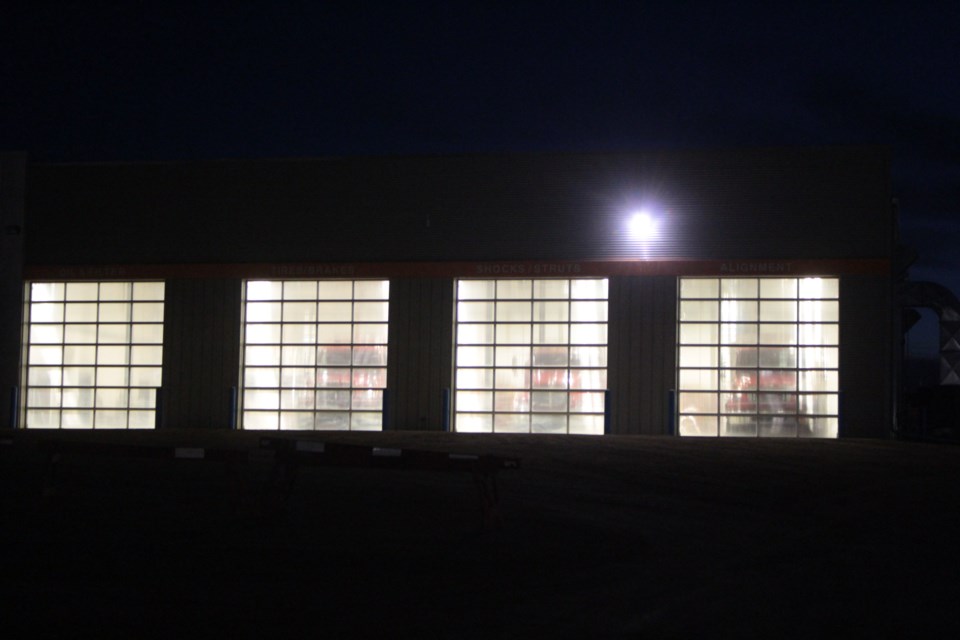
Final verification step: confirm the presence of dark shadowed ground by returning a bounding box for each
[2,429,959,638]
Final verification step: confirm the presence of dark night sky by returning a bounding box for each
[3,1,958,356]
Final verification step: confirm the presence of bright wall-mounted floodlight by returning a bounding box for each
[628,210,657,240]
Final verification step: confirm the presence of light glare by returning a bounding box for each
[629,211,657,240]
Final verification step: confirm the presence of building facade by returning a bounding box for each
[0,147,896,437]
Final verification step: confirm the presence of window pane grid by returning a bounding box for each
[455,279,608,435]
[23,281,165,429]
[678,277,839,438]
[240,280,389,431]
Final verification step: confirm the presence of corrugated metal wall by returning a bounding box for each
[386,278,454,430]
[161,278,241,429]
[1,154,25,428]
[24,147,893,266]
[607,275,678,434]
[839,275,894,437]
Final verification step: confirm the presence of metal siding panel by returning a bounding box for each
[214,281,228,426]
[438,280,455,429]
[635,278,654,434]
[641,277,667,434]
[654,277,675,434]
[606,277,622,434]
[159,280,179,428]
[191,283,204,425]
[184,281,200,427]
[388,278,453,431]
[839,276,893,438]
[159,280,180,428]
[420,279,435,427]
[25,147,893,266]
[386,279,408,429]
[209,279,239,428]
[657,276,679,435]
[608,276,639,435]
[608,276,677,435]
[0,154,26,428]
[633,280,649,433]
[398,280,411,428]
[415,281,431,427]
[162,279,240,429]
[425,278,454,430]
[411,280,427,427]
[197,283,210,423]
[624,278,639,434]
[223,280,242,427]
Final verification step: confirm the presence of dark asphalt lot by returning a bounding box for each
[2,429,959,638]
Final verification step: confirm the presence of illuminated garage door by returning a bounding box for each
[677,277,839,438]
[22,281,165,429]
[455,279,608,434]
[240,280,389,430]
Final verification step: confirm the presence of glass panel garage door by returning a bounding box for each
[22,281,165,429]
[241,279,389,431]
[455,278,608,434]
[678,277,839,438]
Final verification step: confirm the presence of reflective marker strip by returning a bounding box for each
[174,447,205,459]
[373,447,402,457]
[295,441,326,453]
